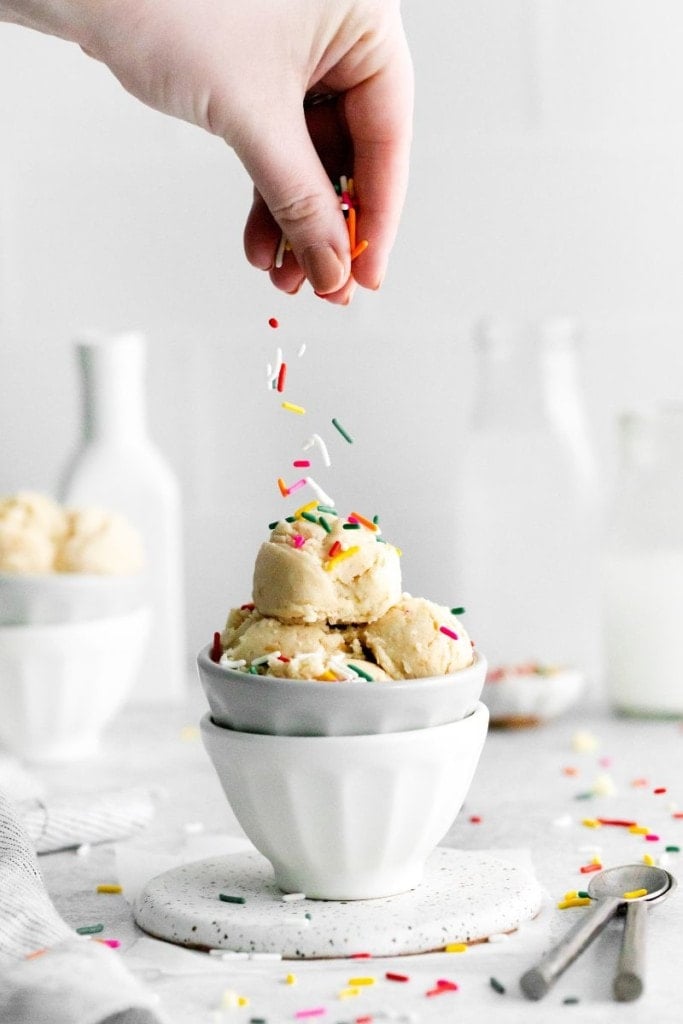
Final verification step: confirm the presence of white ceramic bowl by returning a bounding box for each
[197,645,487,736]
[0,571,147,626]
[0,607,150,762]
[200,703,489,900]
[483,667,585,726]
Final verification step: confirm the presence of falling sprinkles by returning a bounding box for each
[331,417,354,443]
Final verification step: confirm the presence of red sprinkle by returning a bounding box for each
[645,834,660,842]
[426,984,458,997]
[673,813,683,819]
[654,787,667,795]
[469,815,482,824]
[436,979,459,990]
[328,540,342,559]
[268,317,279,328]
[277,655,291,663]
[240,603,255,611]
[356,1017,373,1024]
[293,460,311,468]
[385,972,410,982]
[597,818,637,828]
[277,362,287,393]
[580,863,602,874]
[349,952,372,959]
[210,632,222,663]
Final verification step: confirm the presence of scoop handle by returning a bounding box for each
[613,900,646,1002]
[520,896,621,1000]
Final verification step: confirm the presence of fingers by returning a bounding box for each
[237,100,352,297]
[342,35,414,290]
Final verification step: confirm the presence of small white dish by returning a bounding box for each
[197,645,487,736]
[0,571,146,625]
[200,703,489,900]
[483,666,585,726]
[0,607,150,762]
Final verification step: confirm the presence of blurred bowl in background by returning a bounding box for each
[0,571,147,625]
[197,645,487,737]
[0,607,150,762]
[483,666,585,727]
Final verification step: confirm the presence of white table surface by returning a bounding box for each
[33,680,683,1024]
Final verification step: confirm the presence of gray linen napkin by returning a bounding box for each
[0,791,170,1024]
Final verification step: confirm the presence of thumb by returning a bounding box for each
[233,107,351,295]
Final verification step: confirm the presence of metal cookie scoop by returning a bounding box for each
[520,864,675,1001]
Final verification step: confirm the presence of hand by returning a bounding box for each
[5,0,413,303]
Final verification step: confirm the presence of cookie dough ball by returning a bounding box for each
[363,596,474,679]
[252,515,401,625]
[55,507,144,574]
[0,492,67,572]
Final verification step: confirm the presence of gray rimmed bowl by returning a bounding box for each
[197,644,487,737]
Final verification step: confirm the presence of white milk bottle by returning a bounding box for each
[603,405,683,716]
[60,332,186,703]
[454,319,602,686]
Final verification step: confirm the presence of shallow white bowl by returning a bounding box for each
[483,667,585,726]
[0,571,147,626]
[0,607,150,762]
[200,703,489,900]
[197,645,487,736]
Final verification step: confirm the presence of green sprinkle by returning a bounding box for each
[665,845,680,852]
[248,666,259,675]
[76,923,104,935]
[490,977,505,995]
[301,511,318,523]
[219,894,246,904]
[343,522,361,530]
[574,792,593,801]
[332,417,353,443]
[268,520,280,530]
[250,1019,268,1024]
[372,514,380,525]
[577,890,590,899]
[348,663,373,682]
[376,536,386,543]
[304,912,312,920]
[319,516,332,533]
[317,505,338,516]
[563,997,580,1005]
[451,606,466,616]
[285,516,296,523]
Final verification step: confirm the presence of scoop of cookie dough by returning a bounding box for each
[363,596,474,679]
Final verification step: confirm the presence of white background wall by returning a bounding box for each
[2,1,683,672]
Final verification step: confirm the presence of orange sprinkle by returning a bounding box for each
[277,477,289,497]
[580,863,602,874]
[349,511,378,532]
[348,207,357,251]
[350,240,369,261]
[25,949,47,960]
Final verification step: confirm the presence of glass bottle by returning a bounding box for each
[60,332,186,703]
[603,404,683,716]
[454,318,602,684]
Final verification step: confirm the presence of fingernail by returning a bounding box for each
[302,244,346,295]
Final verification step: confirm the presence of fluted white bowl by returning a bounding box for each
[200,702,489,900]
[0,607,150,762]
[0,571,146,626]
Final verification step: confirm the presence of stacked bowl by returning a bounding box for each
[197,647,489,900]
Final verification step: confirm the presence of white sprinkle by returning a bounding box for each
[266,362,273,378]
[305,476,334,506]
[552,814,573,828]
[297,343,306,358]
[281,892,307,902]
[183,821,205,835]
[75,843,91,857]
[311,433,331,468]
[302,435,316,452]
[220,656,247,669]
[249,951,283,961]
[251,653,274,667]
[274,233,287,269]
[340,174,348,193]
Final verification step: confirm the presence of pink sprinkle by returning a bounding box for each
[293,534,306,548]
[598,756,612,767]
[288,478,307,495]
[645,834,660,842]
[100,939,121,949]
[440,626,459,641]
[293,460,311,468]
[295,1010,326,1020]
[347,516,359,524]
[436,979,459,990]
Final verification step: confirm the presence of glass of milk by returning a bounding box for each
[603,404,683,716]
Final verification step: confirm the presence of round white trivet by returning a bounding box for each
[134,847,543,959]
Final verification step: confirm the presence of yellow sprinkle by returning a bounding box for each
[563,890,579,901]
[282,402,306,414]
[285,974,297,986]
[348,977,375,986]
[237,996,250,1008]
[338,988,360,1000]
[643,853,655,866]
[629,825,650,835]
[180,725,199,742]
[623,888,648,900]
[316,671,338,682]
[557,898,592,909]
[582,818,601,829]
[394,546,403,556]
[96,884,122,894]
[591,855,602,866]
[294,500,318,519]
[445,943,468,953]
[324,546,360,571]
